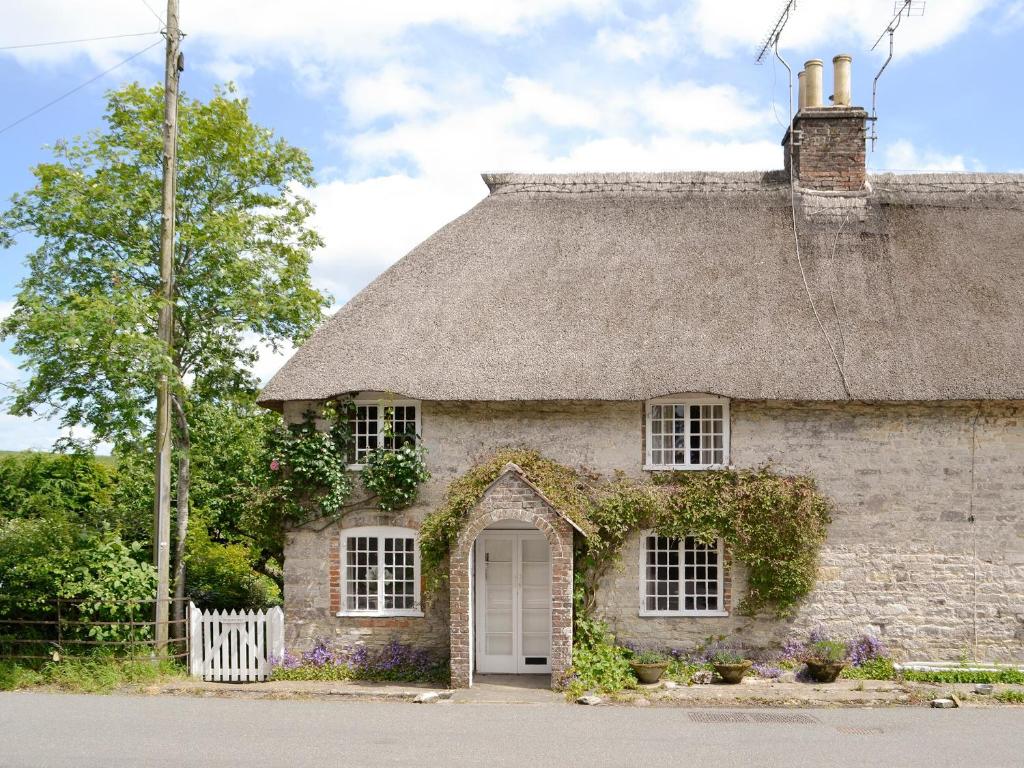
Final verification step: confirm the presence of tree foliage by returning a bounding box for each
[0,82,328,442]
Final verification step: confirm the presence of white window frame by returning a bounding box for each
[347,397,422,469]
[638,531,728,618]
[643,394,730,471]
[337,526,423,618]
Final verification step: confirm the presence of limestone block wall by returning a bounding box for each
[281,400,640,656]
[597,401,1024,662]
[282,397,1024,663]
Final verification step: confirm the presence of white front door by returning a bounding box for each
[474,531,551,674]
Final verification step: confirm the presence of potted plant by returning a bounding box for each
[629,649,670,684]
[712,649,752,684]
[802,640,848,683]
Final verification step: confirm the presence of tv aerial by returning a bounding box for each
[870,1,926,149]
[755,0,799,133]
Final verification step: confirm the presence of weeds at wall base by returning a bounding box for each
[0,656,185,693]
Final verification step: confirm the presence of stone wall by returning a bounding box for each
[281,399,639,657]
[282,398,1024,664]
[597,401,1024,662]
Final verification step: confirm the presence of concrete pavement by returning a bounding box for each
[1,691,1022,767]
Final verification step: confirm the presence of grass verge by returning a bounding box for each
[0,656,185,694]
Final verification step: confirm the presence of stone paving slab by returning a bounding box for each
[148,676,1024,708]
[155,678,444,701]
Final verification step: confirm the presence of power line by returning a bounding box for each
[139,0,166,26]
[0,39,163,137]
[0,31,159,51]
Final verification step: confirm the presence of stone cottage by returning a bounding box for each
[258,57,1024,687]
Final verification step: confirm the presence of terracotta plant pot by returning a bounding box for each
[713,660,752,684]
[630,662,669,685]
[804,660,846,683]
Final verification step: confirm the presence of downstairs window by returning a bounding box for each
[640,533,726,617]
[339,527,422,617]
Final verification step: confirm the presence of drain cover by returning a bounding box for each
[688,712,819,725]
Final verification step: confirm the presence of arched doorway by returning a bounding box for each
[448,464,581,688]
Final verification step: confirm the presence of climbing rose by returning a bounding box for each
[270,459,280,471]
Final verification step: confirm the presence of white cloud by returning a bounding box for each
[344,65,436,124]
[877,139,980,172]
[0,301,13,322]
[594,14,677,61]
[0,0,616,68]
[687,0,996,59]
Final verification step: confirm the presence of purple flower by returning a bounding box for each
[848,633,888,667]
[752,662,783,679]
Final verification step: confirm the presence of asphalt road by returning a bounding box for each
[1,693,1023,768]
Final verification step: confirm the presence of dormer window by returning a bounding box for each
[644,395,729,470]
[347,399,420,466]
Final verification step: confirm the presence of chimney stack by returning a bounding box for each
[783,53,867,192]
[832,55,851,107]
[803,59,823,108]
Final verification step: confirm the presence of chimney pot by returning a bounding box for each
[804,59,824,108]
[832,54,852,107]
[797,70,806,111]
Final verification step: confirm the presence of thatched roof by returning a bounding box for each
[259,171,1024,409]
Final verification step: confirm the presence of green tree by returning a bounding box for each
[0,83,328,627]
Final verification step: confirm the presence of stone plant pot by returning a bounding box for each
[630,662,669,685]
[804,660,846,683]
[713,660,752,684]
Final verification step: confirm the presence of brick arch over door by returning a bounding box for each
[448,464,579,688]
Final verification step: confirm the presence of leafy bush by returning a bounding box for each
[841,657,895,680]
[0,520,156,644]
[270,639,447,685]
[994,690,1024,703]
[0,451,115,527]
[361,443,430,513]
[560,640,636,697]
[185,523,281,611]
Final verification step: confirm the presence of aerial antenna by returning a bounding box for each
[869,1,926,150]
[755,0,798,65]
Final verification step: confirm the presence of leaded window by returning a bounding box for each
[640,534,724,616]
[646,397,728,469]
[347,400,420,465]
[341,527,421,616]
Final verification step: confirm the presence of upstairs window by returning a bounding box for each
[347,400,420,466]
[340,527,421,617]
[640,534,725,617]
[645,396,729,470]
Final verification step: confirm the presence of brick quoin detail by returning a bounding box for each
[449,466,576,689]
[328,537,341,613]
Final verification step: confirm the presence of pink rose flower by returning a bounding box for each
[270,459,280,471]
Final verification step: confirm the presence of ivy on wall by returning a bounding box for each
[267,397,430,524]
[419,448,832,616]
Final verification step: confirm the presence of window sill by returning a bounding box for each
[638,610,729,618]
[336,610,424,619]
[643,464,731,472]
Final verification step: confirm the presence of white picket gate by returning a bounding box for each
[188,602,284,682]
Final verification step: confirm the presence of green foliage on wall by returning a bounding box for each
[266,398,430,522]
[419,449,832,616]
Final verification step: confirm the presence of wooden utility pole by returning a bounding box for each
[154,0,182,654]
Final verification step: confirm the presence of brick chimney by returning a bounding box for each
[783,55,868,192]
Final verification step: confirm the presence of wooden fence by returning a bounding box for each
[0,596,188,661]
[187,603,284,682]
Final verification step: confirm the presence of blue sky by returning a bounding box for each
[2,0,1023,451]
